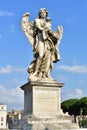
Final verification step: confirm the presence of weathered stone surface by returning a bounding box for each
[21,116,79,130]
[21,8,63,82]
[21,81,64,118]
[18,7,80,130]
[20,81,79,130]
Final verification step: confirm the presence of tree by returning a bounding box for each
[79,97,87,115]
[61,99,79,115]
[61,97,87,115]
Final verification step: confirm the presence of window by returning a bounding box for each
[1,117,3,121]
[1,123,3,126]
[1,106,4,109]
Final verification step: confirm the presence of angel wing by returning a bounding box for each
[21,12,35,49]
[57,25,63,45]
[52,25,63,62]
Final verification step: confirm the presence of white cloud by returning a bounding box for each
[58,74,67,82]
[0,85,6,91]
[78,80,86,84]
[75,88,84,95]
[13,78,20,84]
[57,65,87,73]
[61,88,84,101]
[0,10,14,16]
[0,65,12,74]
[73,60,79,65]
[0,84,24,110]
[0,65,26,74]
[0,85,23,102]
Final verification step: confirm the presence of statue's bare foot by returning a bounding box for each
[29,73,38,81]
[48,76,55,81]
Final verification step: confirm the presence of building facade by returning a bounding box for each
[0,103,7,129]
[7,109,22,129]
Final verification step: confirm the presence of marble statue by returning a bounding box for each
[21,8,63,81]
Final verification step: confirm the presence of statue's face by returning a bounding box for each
[40,10,47,18]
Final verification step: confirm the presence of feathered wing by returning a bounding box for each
[21,12,35,49]
[57,25,63,45]
[52,25,63,62]
[56,25,63,60]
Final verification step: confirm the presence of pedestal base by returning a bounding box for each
[22,115,79,130]
[21,81,64,118]
[20,81,79,130]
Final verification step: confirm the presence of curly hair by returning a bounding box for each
[38,8,48,18]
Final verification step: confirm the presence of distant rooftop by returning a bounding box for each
[0,103,5,105]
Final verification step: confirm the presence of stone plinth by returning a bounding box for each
[20,81,79,130]
[21,81,64,118]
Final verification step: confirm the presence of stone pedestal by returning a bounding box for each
[21,81,64,118]
[20,81,79,130]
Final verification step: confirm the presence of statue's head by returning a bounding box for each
[23,12,30,17]
[38,8,48,18]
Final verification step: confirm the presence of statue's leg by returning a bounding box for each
[33,41,44,77]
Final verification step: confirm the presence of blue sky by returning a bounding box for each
[0,0,87,111]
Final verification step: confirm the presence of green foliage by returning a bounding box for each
[79,119,87,128]
[61,97,87,116]
[79,97,87,115]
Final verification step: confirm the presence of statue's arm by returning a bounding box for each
[35,19,43,31]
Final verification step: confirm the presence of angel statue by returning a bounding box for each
[21,8,63,82]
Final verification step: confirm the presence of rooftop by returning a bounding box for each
[0,103,5,105]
